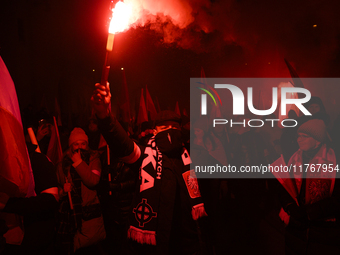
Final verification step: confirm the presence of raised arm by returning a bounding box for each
[91,82,141,163]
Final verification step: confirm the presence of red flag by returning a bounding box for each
[54,97,62,126]
[175,101,181,116]
[119,68,131,123]
[201,66,207,85]
[0,56,33,197]
[284,59,305,90]
[98,134,108,149]
[145,85,157,120]
[46,125,61,165]
[182,108,188,117]
[137,88,148,125]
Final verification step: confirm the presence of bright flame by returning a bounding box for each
[109,1,132,34]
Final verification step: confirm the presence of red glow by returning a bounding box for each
[108,1,132,34]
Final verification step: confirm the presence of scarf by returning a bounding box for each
[276,144,336,225]
[288,144,336,205]
[272,144,336,206]
[127,136,207,246]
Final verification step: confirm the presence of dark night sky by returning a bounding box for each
[1,0,340,127]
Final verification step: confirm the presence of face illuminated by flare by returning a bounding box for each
[297,133,320,151]
[71,140,88,153]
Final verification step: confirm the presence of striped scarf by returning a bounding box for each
[127,136,207,246]
[288,144,336,205]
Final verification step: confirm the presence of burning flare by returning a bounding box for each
[106,1,132,51]
[105,0,196,51]
[109,1,133,34]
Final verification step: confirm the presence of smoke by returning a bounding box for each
[126,0,195,29]
[123,0,340,76]
[125,0,213,49]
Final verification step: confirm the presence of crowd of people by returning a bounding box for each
[1,80,340,255]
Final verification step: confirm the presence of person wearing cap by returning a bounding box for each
[56,127,106,254]
[276,118,340,255]
[91,83,207,254]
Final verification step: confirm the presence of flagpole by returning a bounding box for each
[27,127,41,153]
[107,144,112,196]
[53,116,74,210]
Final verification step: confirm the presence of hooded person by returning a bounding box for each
[56,127,106,254]
[303,96,326,115]
[276,118,340,255]
[193,116,228,166]
[91,83,207,255]
[303,96,330,126]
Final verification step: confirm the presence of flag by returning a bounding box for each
[0,56,34,197]
[284,59,305,93]
[46,116,63,165]
[201,66,207,86]
[199,67,222,109]
[137,88,148,125]
[98,134,108,149]
[119,68,131,123]
[145,85,157,120]
[175,101,181,116]
[46,125,61,165]
[54,97,62,126]
[183,108,188,117]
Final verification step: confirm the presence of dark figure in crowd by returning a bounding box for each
[225,116,270,254]
[0,219,8,253]
[276,118,340,255]
[331,114,340,155]
[85,117,102,151]
[191,120,229,254]
[97,153,138,254]
[280,110,300,164]
[91,82,208,254]
[303,96,327,116]
[1,142,59,255]
[56,128,106,254]
[36,119,53,155]
[281,104,330,164]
